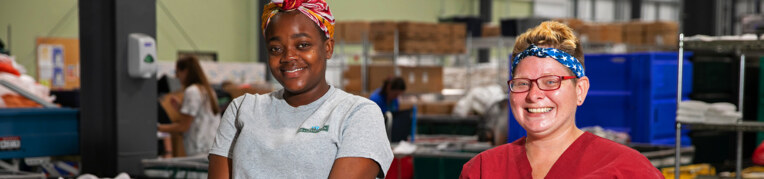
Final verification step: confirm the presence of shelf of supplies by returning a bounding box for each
[684,40,764,53]
[678,121,764,132]
[675,35,752,179]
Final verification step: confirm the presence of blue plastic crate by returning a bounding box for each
[0,108,79,159]
[584,54,632,91]
[629,52,692,144]
[507,52,693,145]
[575,91,631,129]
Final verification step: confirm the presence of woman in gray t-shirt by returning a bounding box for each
[207,0,393,178]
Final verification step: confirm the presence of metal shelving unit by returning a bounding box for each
[674,35,764,179]
[336,30,515,94]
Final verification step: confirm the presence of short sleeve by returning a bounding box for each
[209,95,245,158]
[460,154,482,179]
[180,85,203,116]
[336,103,393,178]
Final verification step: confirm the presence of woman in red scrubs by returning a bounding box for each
[460,21,664,179]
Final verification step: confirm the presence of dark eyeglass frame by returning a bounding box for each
[507,75,576,93]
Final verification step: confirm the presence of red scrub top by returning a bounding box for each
[460,132,664,179]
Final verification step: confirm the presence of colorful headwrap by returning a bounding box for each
[511,44,585,78]
[261,0,335,39]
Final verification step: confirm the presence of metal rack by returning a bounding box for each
[335,30,514,94]
[674,36,764,179]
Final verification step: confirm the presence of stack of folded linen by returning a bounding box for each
[704,102,742,124]
[677,100,742,124]
[677,100,710,123]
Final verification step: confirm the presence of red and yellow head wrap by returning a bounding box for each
[261,0,335,39]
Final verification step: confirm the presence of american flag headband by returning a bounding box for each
[511,44,585,78]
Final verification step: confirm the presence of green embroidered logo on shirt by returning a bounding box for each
[298,125,329,133]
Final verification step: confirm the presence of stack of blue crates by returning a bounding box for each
[0,108,79,159]
[507,52,693,145]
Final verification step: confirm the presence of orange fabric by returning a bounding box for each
[2,94,42,108]
[0,61,20,76]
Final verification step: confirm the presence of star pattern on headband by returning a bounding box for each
[511,44,585,78]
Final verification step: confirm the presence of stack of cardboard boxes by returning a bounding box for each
[482,25,501,37]
[370,21,398,52]
[335,21,370,44]
[335,21,467,54]
[623,21,647,45]
[560,19,679,47]
[645,21,679,46]
[342,65,444,95]
[449,23,467,54]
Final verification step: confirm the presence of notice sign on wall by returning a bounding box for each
[37,38,80,90]
[0,136,21,151]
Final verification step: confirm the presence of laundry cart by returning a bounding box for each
[0,108,79,159]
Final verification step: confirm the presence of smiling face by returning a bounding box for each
[265,11,333,96]
[510,56,589,137]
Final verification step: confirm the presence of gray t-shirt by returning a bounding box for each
[209,86,393,178]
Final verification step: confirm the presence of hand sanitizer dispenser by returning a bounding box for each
[128,33,157,78]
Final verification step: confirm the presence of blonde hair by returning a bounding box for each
[512,21,584,70]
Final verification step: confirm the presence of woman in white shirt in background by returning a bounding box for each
[158,56,220,156]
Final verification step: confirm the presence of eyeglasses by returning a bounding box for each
[507,75,576,93]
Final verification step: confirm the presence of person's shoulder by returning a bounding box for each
[578,132,656,168]
[331,87,377,107]
[581,132,641,155]
[230,89,280,107]
[577,133,664,178]
[325,88,383,118]
[368,88,383,99]
[184,84,201,93]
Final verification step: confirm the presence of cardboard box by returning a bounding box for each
[342,65,396,93]
[482,25,501,37]
[371,21,397,38]
[342,65,443,94]
[373,37,395,52]
[449,23,467,53]
[554,18,586,32]
[398,22,422,40]
[370,21,398,53]
[623,21,647,45]
[602,23,623,43]
[452,37,466,54]
[333,22,346,42]
[579,24,601,43]
[435,24,451,38]
[367,65,396,91]
[645,21,679,46]
[343,65,362,94]
[422,101,457,115]
[339,21,370,43]
[158,91,187,157]
[400,66,443,94]
[450,23,467,38]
